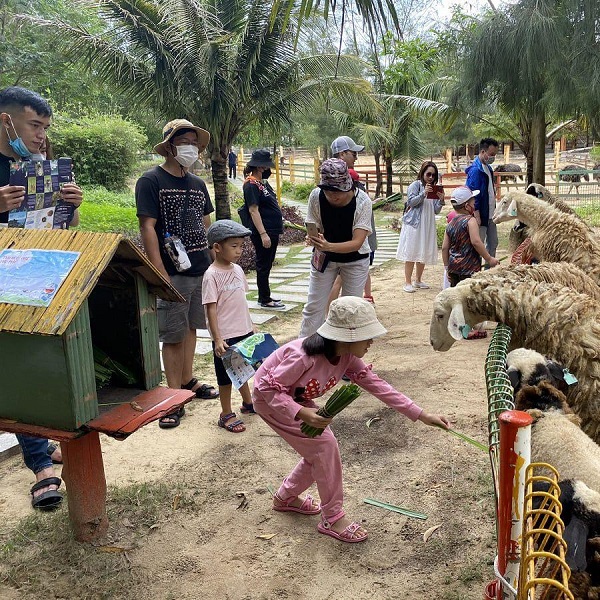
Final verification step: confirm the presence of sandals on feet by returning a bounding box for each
[317,520,368,543]
[273,493,321,515]
[218,412,245,433]
[159,406,185,429]
[467,329,488,340]
[46,442,63,465]
[240,402,257,414]
[31,477,63,511]
[260,300,285,309]
[363,295,375,304]
[182,378,219,399]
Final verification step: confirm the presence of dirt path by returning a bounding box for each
[0,260,497,600]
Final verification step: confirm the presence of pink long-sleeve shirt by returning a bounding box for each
[252,338,423,422]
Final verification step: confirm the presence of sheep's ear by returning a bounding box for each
[507,367,521,390]
[508,198,518,217]
[448,304,467,341]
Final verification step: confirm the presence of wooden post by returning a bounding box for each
[238,146,244,171]
[61,432,108,542]
[445,148,452,174]
[503,144,510,164]
[554,141,560,170]
[313,157,320,185]
[275,153,281,205]
[289,154,295,183]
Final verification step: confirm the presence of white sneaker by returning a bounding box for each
[403,284,417,293]
[414,282,430,289]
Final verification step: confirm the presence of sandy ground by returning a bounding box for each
[0,259,498,600]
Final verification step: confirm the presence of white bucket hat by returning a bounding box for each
[317,297,387,342]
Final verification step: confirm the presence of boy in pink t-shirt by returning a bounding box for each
[203,220,256,433]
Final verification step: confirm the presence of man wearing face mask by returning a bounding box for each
[465,137,499,265]
[0,86,84,511]
[135,119,219,429]
[242,149,285,309]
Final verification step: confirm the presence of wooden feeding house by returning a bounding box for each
[0,228,194,540]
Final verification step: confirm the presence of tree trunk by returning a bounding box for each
[385,152,393,197]
[374,151,383,197]
[531,108,546,185]
[211,146,231,220]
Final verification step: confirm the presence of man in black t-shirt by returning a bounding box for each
[135,119,219,429]
[0,86,84,511]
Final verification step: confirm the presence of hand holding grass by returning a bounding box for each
[297,407,333,429]
[418,412,450,429]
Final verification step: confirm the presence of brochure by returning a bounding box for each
[221,333,279,389]
[6,158,74,229]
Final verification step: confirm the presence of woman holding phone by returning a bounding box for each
[396,161,445,292]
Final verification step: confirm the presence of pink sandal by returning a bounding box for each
[317,519,368,543]
[273,493,321,515]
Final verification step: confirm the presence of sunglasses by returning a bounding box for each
[424,172,436,177]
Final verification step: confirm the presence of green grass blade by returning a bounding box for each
[437,425,488,452]
[364,498,428,520]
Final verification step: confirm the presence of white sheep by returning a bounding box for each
[430,278,600,442]
[492,191,600,283]
[470,262,600,301]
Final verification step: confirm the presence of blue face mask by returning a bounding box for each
[4,117,32,158]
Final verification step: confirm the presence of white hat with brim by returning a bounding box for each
[450,185,480,207]
[154,119,210,156]
[317,297,388,342]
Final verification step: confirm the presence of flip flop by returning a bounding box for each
[273,494,321,515]
[30,477,63,511]
[182,378,219,399]
[317,520,368,543]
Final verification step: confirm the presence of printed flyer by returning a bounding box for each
[221,333,279,389]
[0,249,80,307]
[7,158,74,230]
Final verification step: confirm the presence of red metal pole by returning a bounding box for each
[61,432,108,542]
[496,410,533,599]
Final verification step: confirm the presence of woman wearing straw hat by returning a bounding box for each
[253,296,449,543]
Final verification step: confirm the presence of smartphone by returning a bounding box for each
[305,222,320,237]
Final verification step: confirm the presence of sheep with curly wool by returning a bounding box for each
[430,278,600,441]
[493,191,600,283]
[471,262,600,301]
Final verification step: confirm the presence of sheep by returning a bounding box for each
[492,191,600,284]
[495,163,523,190]
[470,262,600,301]
[561,164,590,199]
[429,278,600,441]
[505,347,571,396]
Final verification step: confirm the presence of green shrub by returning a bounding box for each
[280,180,314,202]
[52,115,147,191]
[75,185,138,234]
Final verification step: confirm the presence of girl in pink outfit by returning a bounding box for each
[253,297,450,543]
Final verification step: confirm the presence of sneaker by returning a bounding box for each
[414,282,430,289]
[403,284,417,293]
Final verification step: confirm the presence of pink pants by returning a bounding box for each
[256,403,345,522]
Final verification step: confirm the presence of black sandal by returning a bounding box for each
[30,477,62,511]
[158,406,185,429]
[182,378,219,399]
[240,402,257,414]
[218,412,245,433]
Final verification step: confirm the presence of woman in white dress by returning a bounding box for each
[396,161,445,292]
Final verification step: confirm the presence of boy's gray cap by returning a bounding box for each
[331,135,365,155]
[207,219,252,247]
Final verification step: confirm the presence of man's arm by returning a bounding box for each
[139,215,169,279]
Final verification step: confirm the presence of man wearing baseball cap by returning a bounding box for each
[135,118,219,428]
[442,185,499,290]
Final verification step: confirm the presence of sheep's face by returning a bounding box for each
[430,286,479,351]
[492,194,518,224]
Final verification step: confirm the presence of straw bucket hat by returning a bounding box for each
[153,119,210,156]
[317,297,387,342]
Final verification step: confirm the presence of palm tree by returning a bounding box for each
[34,0,375,218]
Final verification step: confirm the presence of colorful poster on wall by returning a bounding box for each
[6,158,74,230]
[0,249,80,307]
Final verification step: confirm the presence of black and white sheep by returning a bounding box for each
[492,191,600,284]
[429,278,600,442]
[506,348,571,396]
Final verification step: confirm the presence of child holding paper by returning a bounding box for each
[253,296,449,543]
[203,220,256,433]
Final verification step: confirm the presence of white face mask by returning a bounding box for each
[173,144,199,168]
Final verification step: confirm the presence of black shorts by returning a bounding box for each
[448,272,473,287]
[213,332,254,386]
